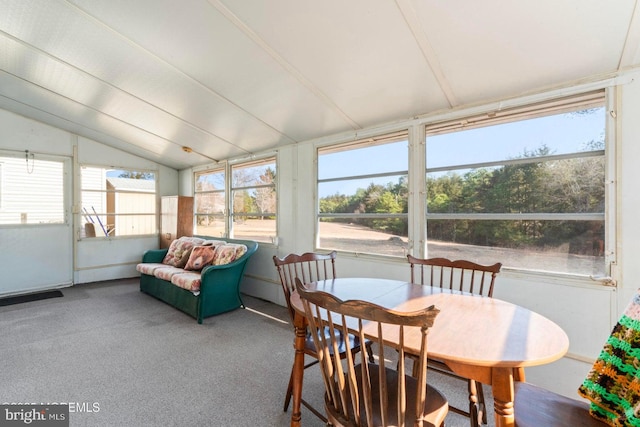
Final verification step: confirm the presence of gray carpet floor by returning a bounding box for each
[0,279,493,426]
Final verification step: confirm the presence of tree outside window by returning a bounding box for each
[194,169,225,238]
[425,103,606,275]
[231,158,276,243]
[317,134,409,257]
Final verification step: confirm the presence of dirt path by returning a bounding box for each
[201,219,603,274]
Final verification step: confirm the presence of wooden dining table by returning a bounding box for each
[288,277,570,427]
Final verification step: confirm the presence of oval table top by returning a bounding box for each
[289,277,570,369]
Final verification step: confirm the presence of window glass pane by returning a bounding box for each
[194,169,225,236]
[84,214,155,237]
[195,170,225,191]
[426,105,606,275]
[318,140,407,180]
[318,135,409,256]
[232,160,275,187]
[319,175,408,213]
[232,188,276,215]
[195,193,225,215]
[81,167,156,237]
[231,158,276,243]
[426,219,604,275]
[427,107,605,169]
[319,218,408,257]
[233,216,276,242]
[0,156,65,224]
[427,156,605,214]
[194,215,225,239]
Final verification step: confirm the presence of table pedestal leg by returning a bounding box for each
[290,315,307,427]
[492,367,516,427]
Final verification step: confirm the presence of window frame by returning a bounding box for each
[422,89,613,278]
[229,156,277,243]
[193,155,278,244]
[79,165,158,239]
[193,166,227,239]
[316,131,410,257]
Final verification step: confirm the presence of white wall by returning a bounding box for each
[0,109,178,293]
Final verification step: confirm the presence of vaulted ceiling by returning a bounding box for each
[0,1,639,169]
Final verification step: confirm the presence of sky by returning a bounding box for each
[318,107,605,198]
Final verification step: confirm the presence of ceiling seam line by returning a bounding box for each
[0,29,260,154]
[394,0,457,108]
[206,0,362,131]
[619,0,640,69]
[0,68,233,161]
[60,0,298,145]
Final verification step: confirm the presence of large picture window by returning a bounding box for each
[317,132,409,257]
[194,168,226,238]
[0,154,65,225]
[80,167,156,237]
[425,91,607,275]
[230,158,276,243]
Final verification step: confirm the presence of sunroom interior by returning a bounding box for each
[1,0,639,414]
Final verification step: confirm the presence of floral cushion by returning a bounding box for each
[162,237,205,267]
[153,266,188,281]
[184,245,217,271]
[136,263,166,275]
[212,244,247,266]
[233,244,247,259]
[171,272,202,292]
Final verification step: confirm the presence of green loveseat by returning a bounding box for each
[138,236,258,324]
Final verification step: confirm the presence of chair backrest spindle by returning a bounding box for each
[295,278,443,427]
[408,255,502,297]
[273,251,337,322]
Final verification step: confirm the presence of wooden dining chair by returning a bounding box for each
[407,255,502,427]
[513,382,606,427]
[273,251,373,422]
[295,277,449,427]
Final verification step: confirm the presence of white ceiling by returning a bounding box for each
[0,0,639,170]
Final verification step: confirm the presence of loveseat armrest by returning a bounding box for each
[142,249,169,263]
[198,240,258,283]
[196,240,258,319]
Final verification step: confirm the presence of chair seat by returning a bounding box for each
[514,382,606,427]
[326,363,449,427]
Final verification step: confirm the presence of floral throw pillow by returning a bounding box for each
[162,237,205,267]
[212,244,248,266]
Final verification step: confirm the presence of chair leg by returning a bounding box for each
[365,341,375,363]
[468,379,486,427]
[284,358,327,422]
[477,383,487,425]
[283,363,294,411]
